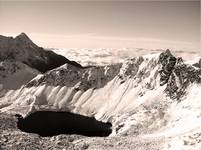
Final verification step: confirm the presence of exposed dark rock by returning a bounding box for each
[158,49,177,86]
[158,50,201,100]
[165,57,201,100]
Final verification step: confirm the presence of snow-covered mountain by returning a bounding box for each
[0,33,83,73]
[0,33,201,149]
[1,49,201,149]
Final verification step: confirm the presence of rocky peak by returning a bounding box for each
[14,32,38,48]
[158,49,177,86]
[15,32,30,40]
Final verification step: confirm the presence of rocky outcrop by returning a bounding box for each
[158,50,201,100]
[166,58,201,100]
[0,33,83,73]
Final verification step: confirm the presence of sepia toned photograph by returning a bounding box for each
[0,0,200,149]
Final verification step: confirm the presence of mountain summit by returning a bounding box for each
[15,32,31,40]
[0,33,83,72]
[15,32,35,44]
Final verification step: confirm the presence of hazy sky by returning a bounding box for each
[0,1,200,50]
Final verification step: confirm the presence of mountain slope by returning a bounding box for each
[0,33,83,73]
[0,60,39,90]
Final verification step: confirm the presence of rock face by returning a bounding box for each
[158,50,201,100]
[158,49,176,86]
[0,33,83,73]
[166,58,201,100]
